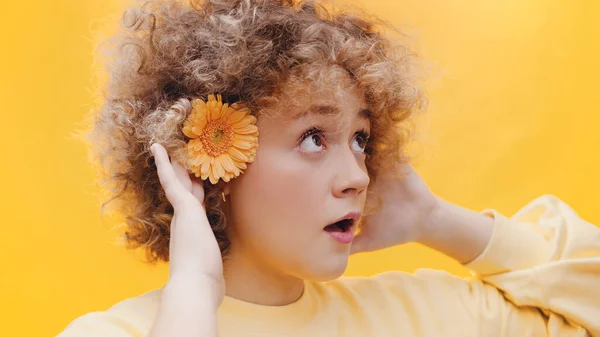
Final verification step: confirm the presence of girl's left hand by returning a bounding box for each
[351,164,441,254]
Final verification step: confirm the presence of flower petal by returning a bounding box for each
[213,158,225,180]
[246,151,257,163]
[191,118,208,135]
[187,138,201,151]
[190,154,201,166]
[206,95,221,121]
[234,124,259,135]
[234,134,259,143]
[233,139,254,150]
[233,160,247,170]
[209,161,220,184]
[214,103,226,120]
[218,103,230,119]
[231,115,256,129]
[182,122,197,138]
[200,157,211,176]
[227,147,249,162]
[219,154,239,174]
[226,109,249,124]
[206,107,213,121]
[192,140,204,151]
[220,104,235,119]
[192,98,207,113]
[193,152,209,166]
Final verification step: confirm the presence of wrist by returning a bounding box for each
[416,196,446,244]
[165,273,225,309]
[416,198,495,264]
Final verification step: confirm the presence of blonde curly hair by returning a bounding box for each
[78,0,426,263]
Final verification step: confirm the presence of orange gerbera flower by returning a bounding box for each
[182,94,259,184]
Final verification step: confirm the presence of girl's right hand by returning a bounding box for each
[150,143,225,301]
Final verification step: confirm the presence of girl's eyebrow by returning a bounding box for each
[292,104,371,120]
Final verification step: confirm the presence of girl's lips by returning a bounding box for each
[323,211,361,244]
[326,230,354,244]
[330,211,362,225]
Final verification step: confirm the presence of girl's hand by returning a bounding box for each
[351,164,441,254]
[150,143,225,300]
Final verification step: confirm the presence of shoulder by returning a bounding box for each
[306,270,481,331]
[311,269,468,304]
[57,288,162,337]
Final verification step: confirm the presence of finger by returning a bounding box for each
[350,232,370,255]
[171,158,192,192]
[151,143,190,208]
[173,160,205,205]
[190,176,206,205]
[399,163,413,176]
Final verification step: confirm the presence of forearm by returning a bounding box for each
[149,275,221,337]
[417,198,495,264]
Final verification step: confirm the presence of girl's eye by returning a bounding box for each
[299,129,325,153]
[351,132,370,153]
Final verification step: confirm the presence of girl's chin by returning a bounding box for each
[303,256,349,282]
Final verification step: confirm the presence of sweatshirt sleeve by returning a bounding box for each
[369,195,598,337]
[55,311,142,337]
[55,290,159,337]
[432,194,600,336]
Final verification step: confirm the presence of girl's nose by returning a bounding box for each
[332,151,370,198]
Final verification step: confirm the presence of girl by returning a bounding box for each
[59,0,600,336]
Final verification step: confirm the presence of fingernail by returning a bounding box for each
[150,144,155,155]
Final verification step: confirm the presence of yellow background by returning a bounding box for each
[1,0,599,335]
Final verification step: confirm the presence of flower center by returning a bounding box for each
[200,119,234,156]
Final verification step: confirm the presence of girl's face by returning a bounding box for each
[225,69,371,281]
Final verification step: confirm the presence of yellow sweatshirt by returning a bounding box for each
[57,195,600,336]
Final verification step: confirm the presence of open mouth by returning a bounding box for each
[323,218,354,233]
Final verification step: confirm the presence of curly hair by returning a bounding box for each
[77,0,427,263]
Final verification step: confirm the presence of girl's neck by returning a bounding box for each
[222,247,304,306]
